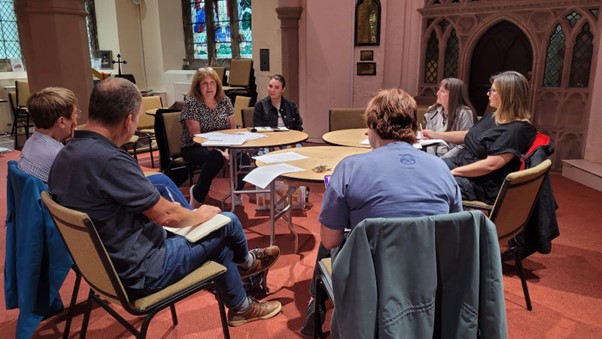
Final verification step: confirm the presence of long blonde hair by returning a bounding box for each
[491,71,531,124]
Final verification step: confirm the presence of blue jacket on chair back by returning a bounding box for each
[5,160,73,338]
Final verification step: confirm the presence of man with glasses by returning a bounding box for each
[18,87,80,182]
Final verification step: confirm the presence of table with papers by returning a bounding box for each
[193,128,309,211]
[322,128,447,150]
[249,146,370,251]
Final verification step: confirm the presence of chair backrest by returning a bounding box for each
[213,66,226,85]
[329,108,365,131]
[241,107,254,128]
[40,191,130,306]
[161,111,183,157]
[331,211,507,338]
[228,59,253,87]
[15,80,30,108]
[489,159,552,242]
[233,96,252,127]
[520,131,552,170]
[139,96,163,129]
[8,91,17,115]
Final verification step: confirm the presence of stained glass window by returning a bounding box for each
[186,0,252,62]
[566,11,581,27]
[0,1,21,59]
[444,29,458,78]
[543,25,565,87]
[425,31,439,83]
[569,23,593,88]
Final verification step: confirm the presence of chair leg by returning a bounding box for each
[63,270,83,339]
[79,291,95,339]
[215,293,231,339]
[510,239,533,311]
[169,304,178,326]
[147,135,155,168]
[314,276,325,339]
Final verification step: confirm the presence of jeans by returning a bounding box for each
[137,212,248,308]
[147,173,191,208]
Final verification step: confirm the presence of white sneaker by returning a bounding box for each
[189,185,202,208]
[233,194,243,206]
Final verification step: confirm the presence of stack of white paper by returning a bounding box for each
[243,163,305,189]
[196,132,248,146]
[253,151,308,164]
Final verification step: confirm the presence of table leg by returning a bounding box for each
[269,180,276,246]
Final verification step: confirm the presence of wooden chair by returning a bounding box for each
[223,59,257,103]
[232,96,252,127]
[158,111,200,185]
[241,107,254,128]
[314,212,507,338]
[463,159,553,311]
[12,81,34,148]
[133,96,163,167]
[40,191,231,339]
[328,108,365,131]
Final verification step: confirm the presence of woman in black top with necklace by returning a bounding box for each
[423,71,537,203]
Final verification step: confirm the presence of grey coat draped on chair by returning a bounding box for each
[331,211,507,339]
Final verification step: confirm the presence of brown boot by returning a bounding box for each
[228,298,282,327]
[238,245,280,279]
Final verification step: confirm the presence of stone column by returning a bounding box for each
[276,7,302,104]
[15,0,93,121]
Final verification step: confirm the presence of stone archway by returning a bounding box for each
[468,21,533,115]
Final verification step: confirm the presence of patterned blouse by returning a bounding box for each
[179,95,233,148]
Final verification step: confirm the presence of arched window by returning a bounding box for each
[182,0,252,66]
[444,29,458,78]
[424,31,439,83]
[569,22,593,88]
[543,24,565,87]
[0,1,21,60]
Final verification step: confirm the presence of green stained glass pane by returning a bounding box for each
[216,42,232,59]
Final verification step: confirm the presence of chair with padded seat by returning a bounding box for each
[232,95,252,128]
[156,110,200,185]
[463,159,553,311]
[314,211,507,338]
[241,107,254,128]
[223,59,257,103]
[12,81,34,148]
[133,96,163,167]
[328,108,365,131]
[40,191,231,339]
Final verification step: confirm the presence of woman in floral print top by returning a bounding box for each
[180,67,237,205]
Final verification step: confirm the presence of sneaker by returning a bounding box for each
[299,298,325,336]
[228,298,282,327]
[189,185,202,209]
[238,246,280,279]
[233,194,243,206]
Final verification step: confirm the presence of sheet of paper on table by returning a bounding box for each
[235,131,267,140]
[253,151,308,164]
[196,132,248,146]
[360,138,369,145]
[243,163,305,189]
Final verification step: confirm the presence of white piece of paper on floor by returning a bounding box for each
[253,151,308,164]
[243,163,305,189]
